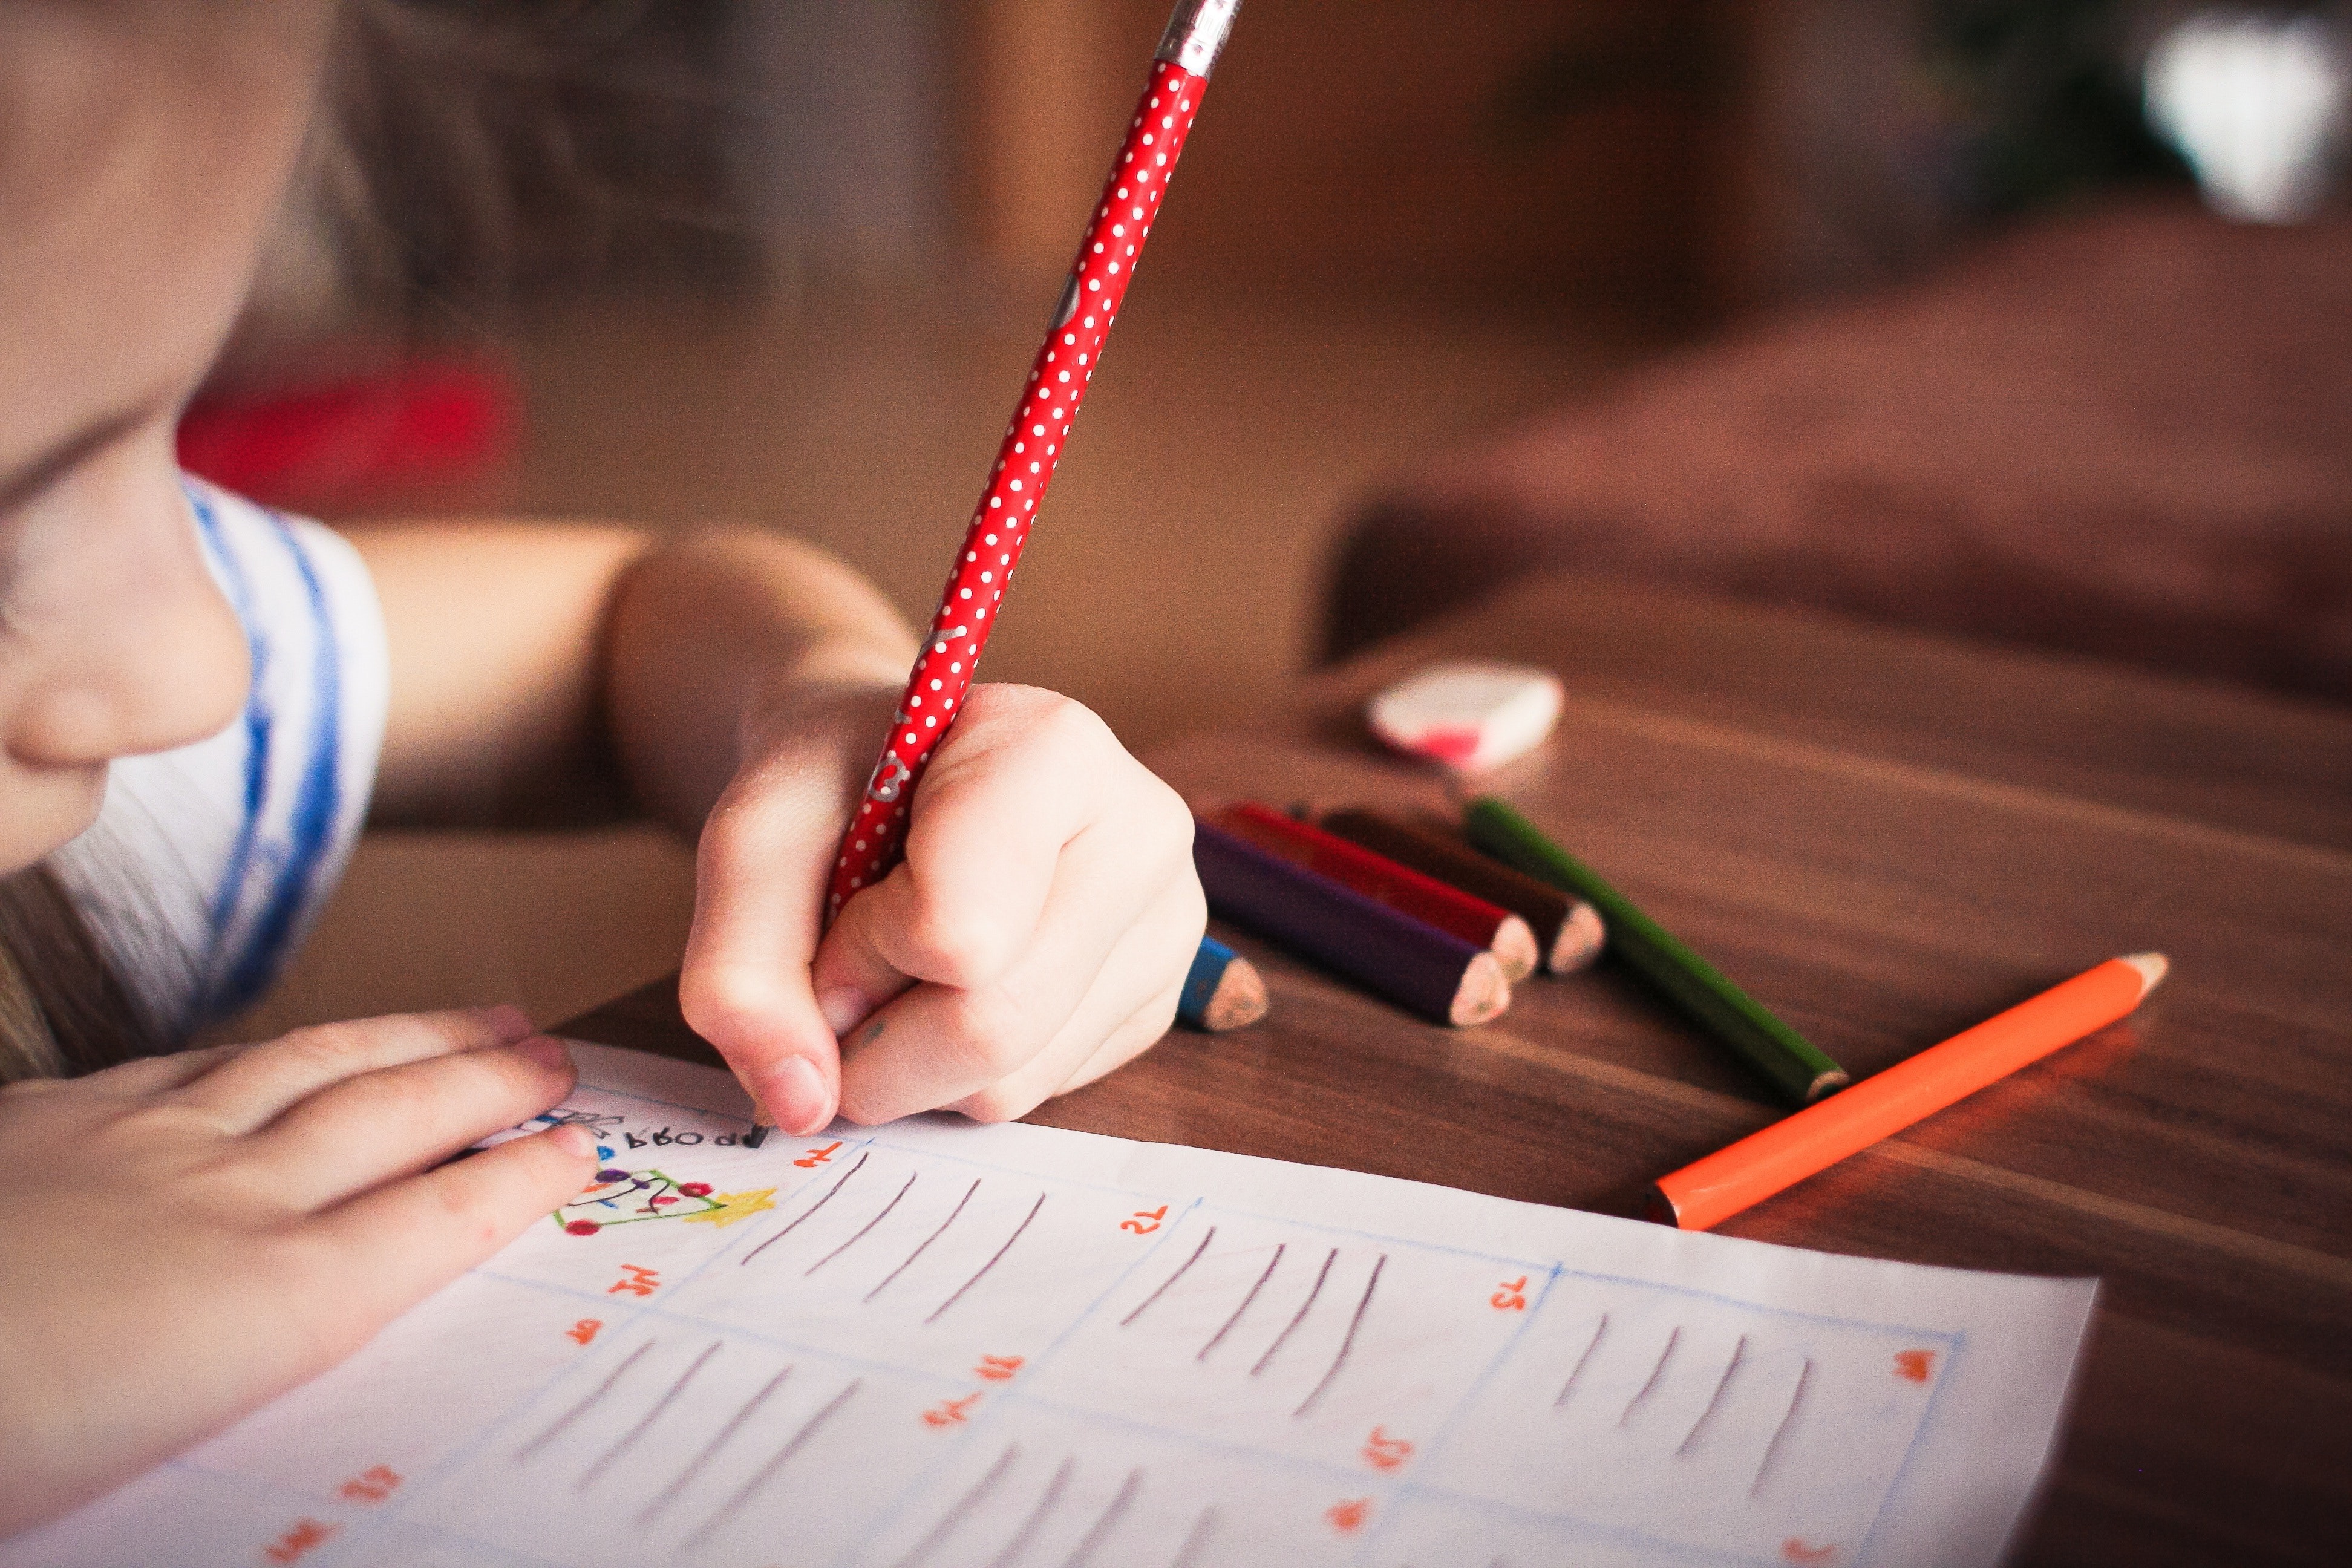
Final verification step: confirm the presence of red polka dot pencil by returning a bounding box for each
[748,3,1243,1146]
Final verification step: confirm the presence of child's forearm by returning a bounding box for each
[603,529,916,835]
[354,522,915,831]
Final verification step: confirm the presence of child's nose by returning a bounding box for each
[5,483,250,769]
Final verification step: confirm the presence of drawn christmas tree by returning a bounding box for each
[554,1169,776,1236]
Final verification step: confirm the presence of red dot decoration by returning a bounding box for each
[824,59,1209,918]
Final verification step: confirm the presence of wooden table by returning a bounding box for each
[565,575,2352,1566]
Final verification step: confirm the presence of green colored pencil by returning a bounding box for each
[1463,797,1848,1106]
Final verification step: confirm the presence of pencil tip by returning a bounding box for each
[1207,956,1270,1030]
[1550,901,1607,973]
[2119,952,2169,997]
[742,1123,771,1149]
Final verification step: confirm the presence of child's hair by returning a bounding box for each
[1,1,716,1082]
[0,867,162,1083]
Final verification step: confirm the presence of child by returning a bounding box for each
[0,0,1203,1537]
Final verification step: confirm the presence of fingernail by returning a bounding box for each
[758,1056,833,1136]
[514,1036,573,1072]
[817,987,869,1039]
[549,1123,598,1158]
[478,1004,533,1042]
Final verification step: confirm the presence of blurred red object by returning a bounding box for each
[176,361,516,508]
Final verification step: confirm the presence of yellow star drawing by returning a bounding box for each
[681,1188,778,1229]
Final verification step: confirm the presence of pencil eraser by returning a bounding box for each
[1366,662,1563,773]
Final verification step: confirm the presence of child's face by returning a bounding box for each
[0,2,329,874]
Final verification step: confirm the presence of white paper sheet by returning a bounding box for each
[6,1044,2095,1568]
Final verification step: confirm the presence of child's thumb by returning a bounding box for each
[678,788,846,1139]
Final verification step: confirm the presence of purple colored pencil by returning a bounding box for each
[1192,820,1511,1027]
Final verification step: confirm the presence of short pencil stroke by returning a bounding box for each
[1293,1254,1384,1417]
[925,1192,1047,1325]
[866,1178,980,1304]
[740,1150,872,1267]
[1121,1226,1217,1327]
[891,1443,1021,1568]
[806,1170,919,1275]
[1250,1247,1336,1377]
[577,1340,720,1489]
[1554,1315,1609,1410]
[682,1377,863,1553]
[1165,1509,1216,1568]
[513,1339,653,1462]
[982,1455,1074,1568]
[1198,1244,1284,1362]
[1676,1335,1746,1457]
[1619,1325,1680,1427]
[1061,1467,1143,1568]
[635,1364,792,1527]
[1751,1358,1812,1498]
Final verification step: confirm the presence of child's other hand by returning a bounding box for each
[0,1010,595,1537]
[682,683,1204,1136]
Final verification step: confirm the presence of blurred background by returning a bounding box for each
[199,0,2352,1039]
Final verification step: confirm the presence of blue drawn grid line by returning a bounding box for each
[820,1196,1207,1568]
[202,1081,1968,1568]
[1853,1327,1970,1567]
[1347,1261,1567,1567]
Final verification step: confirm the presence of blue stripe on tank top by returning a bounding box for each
[185,483,274,953]
[211,512,343,1016]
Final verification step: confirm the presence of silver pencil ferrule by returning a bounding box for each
[1155,0,1240,79]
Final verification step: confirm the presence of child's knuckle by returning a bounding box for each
[678,964,766,1044]
[956,1082,1039,1125]
[899,904,1005,984]
[946,991,1036,1072]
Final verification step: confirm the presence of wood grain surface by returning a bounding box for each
[561,574,2352,1566]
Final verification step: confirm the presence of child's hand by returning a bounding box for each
[682,682,1204,1136]
[0,1008,595,1538]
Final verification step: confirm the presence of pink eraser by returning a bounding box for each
[1366,662,1564,773]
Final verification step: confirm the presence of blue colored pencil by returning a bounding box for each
[1177,936,1269,1031]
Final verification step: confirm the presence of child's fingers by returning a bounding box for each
[835,871,1201,1126]
[679,764,849,1138]
[177,1007,532,1132]
[77,1040,246,1097]
[299,1126,598,1333]
[952,883,1199,1120]
[243,1039,580,1212]
[832,688,1114,998]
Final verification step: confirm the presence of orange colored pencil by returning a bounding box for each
[1649,953,2168,1230]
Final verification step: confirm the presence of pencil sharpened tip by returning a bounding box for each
[1550,901,1607,974]
[741,1123,771,1149]
[2120,952,2169,997]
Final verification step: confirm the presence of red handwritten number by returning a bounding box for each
[264,1519,338,1563]
[975,1354,1024,1382]
[1120,1206,1168,1235]
[567,1319,602,1345]
[1893,1350,1935,1383]
[794,1141,844,1169]
[1361,1426,1413,1471]
[1490,1276,1528,1311]
[923,1394,982,1428]
[337,1465,401,1504]
[608,1264,659,1297]
[1326,1498,1371,1534]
